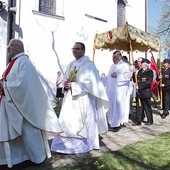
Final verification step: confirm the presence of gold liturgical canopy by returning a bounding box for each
[93,23,162,52]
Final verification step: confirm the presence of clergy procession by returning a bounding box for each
[0,39,169,169]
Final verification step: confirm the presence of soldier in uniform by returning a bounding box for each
[132,58,154,125]
[160,59,170,119]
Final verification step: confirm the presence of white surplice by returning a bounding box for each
[51,56,109,154]
[0,53,63,168]
[106,60,132,127]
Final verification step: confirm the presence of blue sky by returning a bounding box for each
[148,0,163,28]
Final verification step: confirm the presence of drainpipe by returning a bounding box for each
[6,0,15,64]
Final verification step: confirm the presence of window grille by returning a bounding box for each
[39,0,56,15]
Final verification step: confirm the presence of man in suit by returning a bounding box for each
[160,59,170,119]
[132,58,154,125]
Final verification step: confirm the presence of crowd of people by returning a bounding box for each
[0,39,169,168]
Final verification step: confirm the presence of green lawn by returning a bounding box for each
[56,132,170,170]
[52,100,169,170]
[53,101,61,117]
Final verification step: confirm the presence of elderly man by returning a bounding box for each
[106,51,132,132]
[132,58,154,125]
[51,42,109,154]
[0,39,62,168]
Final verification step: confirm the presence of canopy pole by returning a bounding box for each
[92,48,95,63]
[92,33,97,63]
[129,38,141,107]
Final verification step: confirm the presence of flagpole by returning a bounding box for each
[150,51,160,107]
[159,51,163,108]
[145,0,148,59]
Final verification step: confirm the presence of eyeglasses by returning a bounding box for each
[72,48,82,50]
[9,44,20,47]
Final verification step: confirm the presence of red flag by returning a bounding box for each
[150,52,159,98]
[150,53,159,77]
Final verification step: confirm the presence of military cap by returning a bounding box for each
[163,58,170,64]
[141,58,151,64]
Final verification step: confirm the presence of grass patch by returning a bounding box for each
[53,101,61,117]
[56,132,170,170]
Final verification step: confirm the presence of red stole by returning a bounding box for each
[0,58,17,102]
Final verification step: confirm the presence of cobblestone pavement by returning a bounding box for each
[1,108,170,170]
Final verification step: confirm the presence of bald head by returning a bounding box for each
[7,39,24,59]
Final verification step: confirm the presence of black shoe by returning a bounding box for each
[161,114,167,119]
[120,124,126,128]
[145,122,153,125]
[162,111,169,115]
[157,105,162,109]
[142,120,147,123]
[112,126,121,132]
[132,122,141,126]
